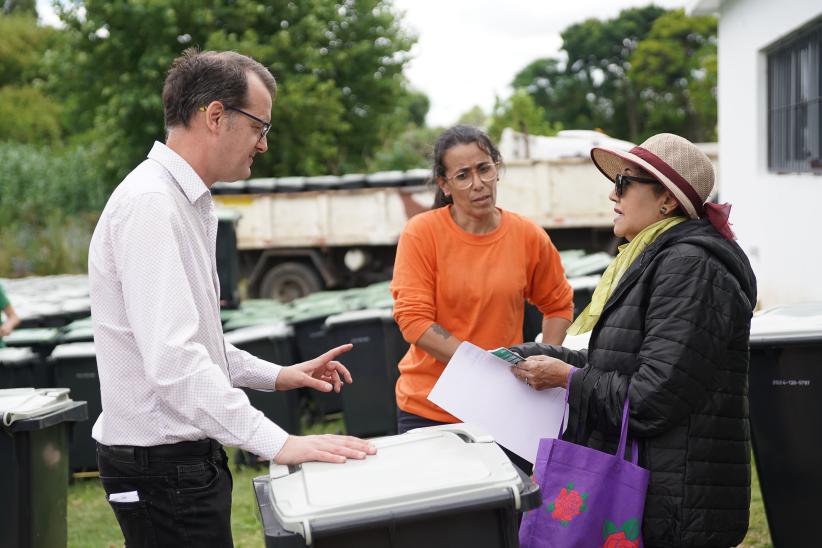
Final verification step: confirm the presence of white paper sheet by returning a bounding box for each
[428,342,567,463]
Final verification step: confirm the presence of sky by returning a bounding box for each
[392,0,694,126]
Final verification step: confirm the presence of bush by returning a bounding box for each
[0,142,107,276]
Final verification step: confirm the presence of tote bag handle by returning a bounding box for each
[559,371,638,465]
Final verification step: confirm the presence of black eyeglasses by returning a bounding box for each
[614,173,659,196]
[200,104,271,142]
[225,106,271,142]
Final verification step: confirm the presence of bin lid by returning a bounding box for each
[749,302,822,345]
[60,326,95,343]
[276,176,306,192]
[266,424,524,541]
[246,177,278,193]
[60,297,91,314]
[3,327,61,345]
[66,316,94,330]
[51,342,96,360]
[403,168,431,185]
[365,170,406,186]
[324,308,394,328]
[0,347,39,365]
[224,322,293,344]
[568,275,601,290]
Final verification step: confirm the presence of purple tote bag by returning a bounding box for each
[519,384,649,548]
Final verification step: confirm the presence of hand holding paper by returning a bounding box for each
[428,342,567,463]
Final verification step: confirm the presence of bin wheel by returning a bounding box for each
[259,262,322,303]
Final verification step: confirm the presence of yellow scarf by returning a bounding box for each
[567,216,687,335]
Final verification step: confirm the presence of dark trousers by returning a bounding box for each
[396,409,533,475]
[96,439,234,548]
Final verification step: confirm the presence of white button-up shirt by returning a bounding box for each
[89,142,288,459]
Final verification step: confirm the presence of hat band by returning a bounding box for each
[630,146,704,217]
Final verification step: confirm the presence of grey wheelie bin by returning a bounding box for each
[49,342,100,472]
[253,424,540,548]
[3,329,61,387]
[0,347,42,389]
[324,309,408,437]
[748,302,822,548]
[225,323,301,465]
[216,209,242,309]
[290,303,351,419]
[0,400,88,548]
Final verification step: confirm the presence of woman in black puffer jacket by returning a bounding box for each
[510,133,757,548]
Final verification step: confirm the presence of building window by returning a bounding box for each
[767,18,822,173]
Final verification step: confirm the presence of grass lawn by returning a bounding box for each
[67,420,774,548]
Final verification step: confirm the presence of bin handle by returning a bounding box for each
[509,484,522,511]
[302,518,312,546]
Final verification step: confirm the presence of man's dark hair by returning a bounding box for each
[162,48,277,130]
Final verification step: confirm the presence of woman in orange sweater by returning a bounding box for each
[391,125,574,440]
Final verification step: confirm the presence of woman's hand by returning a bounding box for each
[275,344,354,392]
[510,355,572,390]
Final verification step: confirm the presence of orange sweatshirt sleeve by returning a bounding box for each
[526,227,574,321]
[391,218,437,344]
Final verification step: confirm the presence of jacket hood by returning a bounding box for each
[656,219,758,308]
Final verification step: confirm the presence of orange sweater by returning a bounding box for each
[391,206,573,422]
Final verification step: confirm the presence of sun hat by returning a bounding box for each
[590,133,734,239]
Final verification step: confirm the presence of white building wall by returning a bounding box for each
[713,0,822,308]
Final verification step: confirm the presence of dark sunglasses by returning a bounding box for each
[614,173,660,196]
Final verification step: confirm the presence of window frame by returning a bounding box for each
[766,16,822,174]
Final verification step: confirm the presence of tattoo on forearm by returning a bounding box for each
[431,323,452,340]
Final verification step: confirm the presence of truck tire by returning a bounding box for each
[259,262,323,302]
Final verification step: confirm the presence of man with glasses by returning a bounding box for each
[88,49,375,547]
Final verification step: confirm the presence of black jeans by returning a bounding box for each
[96,439,233,548]
[396,409,533,475]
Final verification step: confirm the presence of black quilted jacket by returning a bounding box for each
[513,219,757,548]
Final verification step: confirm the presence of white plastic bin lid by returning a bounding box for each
[324,308,394,327]
[0,347,38,364]
[223,322,292,345]
[51,342,97,359]
[569,275,601,290]
[267,423,522,543]
[749,302,822,344]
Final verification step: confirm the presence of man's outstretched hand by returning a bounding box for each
[275,344,354,393]
[274,434,377,464]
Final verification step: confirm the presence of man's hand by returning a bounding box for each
[0,322,13,337]
[510,355,572,391]
[274,434,377,464]
[275,344,354,392]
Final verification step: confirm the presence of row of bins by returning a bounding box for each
[2,307,409,472]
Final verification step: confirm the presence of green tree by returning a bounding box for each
[511,58,597,131]
[487,89,560,143]
[457,105,488,129]
[50,0,417,185]
[369,124,440,171]
[2,0,36,16]
[0,86,62,143]
[559,6,665,141]
[511,6,717,143]
[629,9,718,141]
[0,14,64,143]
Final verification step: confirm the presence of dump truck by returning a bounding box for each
[213,129,718,302]
[213,156,621,301]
